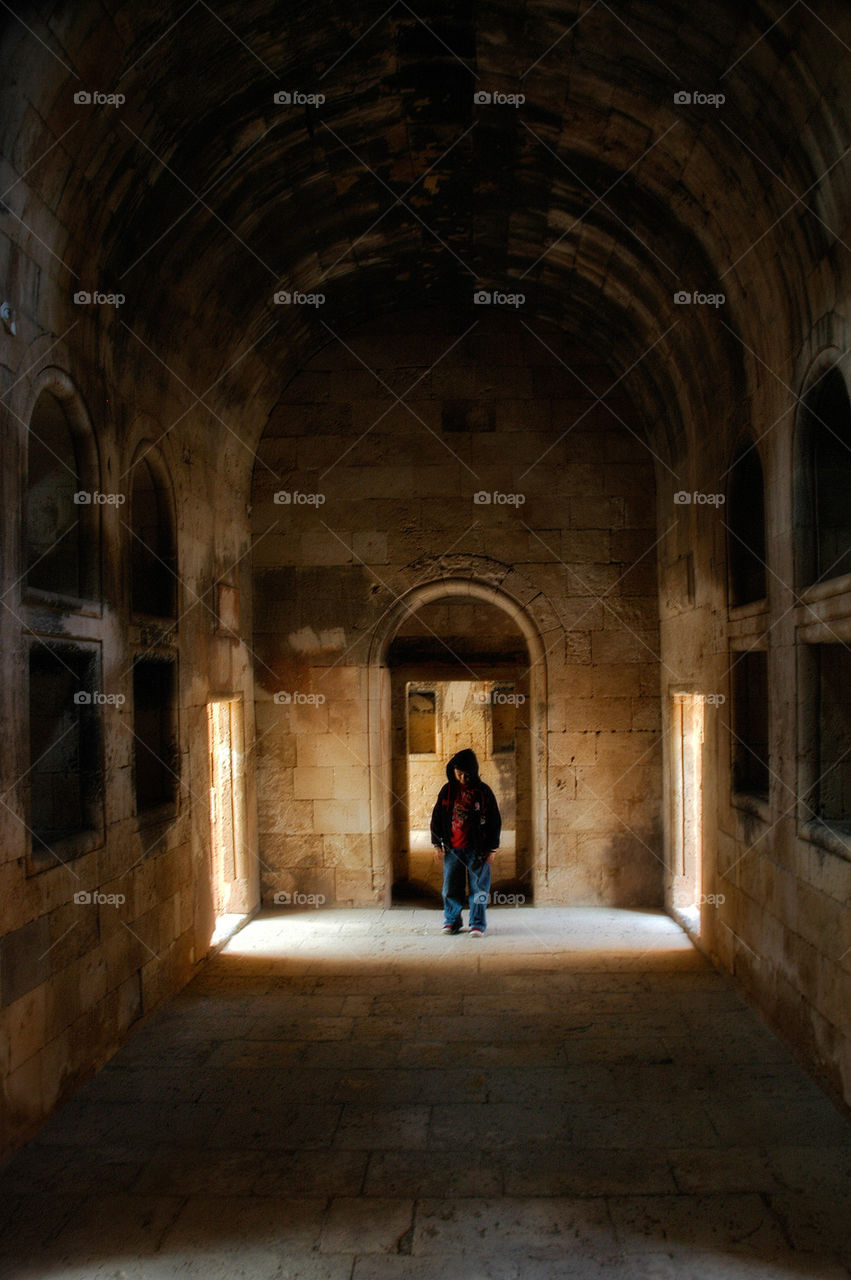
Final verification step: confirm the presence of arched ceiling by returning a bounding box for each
[2,0,850,460]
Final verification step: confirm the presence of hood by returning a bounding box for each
[446,748,480,783]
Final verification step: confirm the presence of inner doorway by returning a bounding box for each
[372,582,548,908]
[390,671,531,903]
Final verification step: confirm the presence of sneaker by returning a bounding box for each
[470,926,485,937]
[442,921,461,935]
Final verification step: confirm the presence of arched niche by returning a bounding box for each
[796,361,851,588]
[127,442,177,619]
[726,437,767,608]
[23,370,100,603]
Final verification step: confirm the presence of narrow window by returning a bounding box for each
[730,650,769,798]
[491,684,516,753]
[133,657,178,813]
[407,688,436,754]
[727,444,766,606]
[29,644,99,851]
[801,368,851,584]
[130,454,176,618]
[25,391,82,597]
[810,644,851,823]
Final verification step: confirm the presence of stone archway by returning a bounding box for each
[366,576,549,905]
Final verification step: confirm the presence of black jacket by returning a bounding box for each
[430,751,501,862]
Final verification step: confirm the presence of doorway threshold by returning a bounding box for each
[209,909,256,954]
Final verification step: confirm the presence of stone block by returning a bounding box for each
[550,664,596,699]
[610,528,657,561]
[312,799,371,835]
[300,531,353,567]
[564,630,592,663]
[44,962,82,1040]
[257,795,315,835]
[592,630,656,664]
[327,700,366,736]
[312,666,365,702]
[289,699,330,734]
[332,767,369,800]
[562,698,634,731]
[352,531,388,564]
[297,733,369,768]
[259,833,326,872]
[549,799,612,834]
[617,560,657,594]
[564,563,621,595]
[0,916,50,1007]
[560,530,611,565]
[570,495,625,529]
[631,698,662,730]
[322,834,373,869]
[4,982,47,1073]
[593,665,642,697]
[293,766,336,800]
[541,861,605,904]
[262,867,336,907]
[334,870,382,905]
[548,732,598,766]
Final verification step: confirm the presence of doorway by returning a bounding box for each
[390,673,531,903]
[367,578,549,907]
[207,697,248,944]
[670,690,705,931]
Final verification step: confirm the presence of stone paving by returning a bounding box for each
[1,906,850,1279]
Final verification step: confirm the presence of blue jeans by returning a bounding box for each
[442,848,491,930]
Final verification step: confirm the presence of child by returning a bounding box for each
[431,748,501,936]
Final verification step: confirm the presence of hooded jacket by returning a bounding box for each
[430,748,501,863]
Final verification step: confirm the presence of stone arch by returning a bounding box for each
[794,347,851,589]
[725,431,767,609]
[126,438,178,620]
[366,573,550,904]
[21,367,100,604]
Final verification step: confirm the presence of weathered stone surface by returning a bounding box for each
[1,0,850,1186]
[0,908,848,1276]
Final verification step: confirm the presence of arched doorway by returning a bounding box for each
[366,578,548,906]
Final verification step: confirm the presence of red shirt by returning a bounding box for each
[450,785,480,850]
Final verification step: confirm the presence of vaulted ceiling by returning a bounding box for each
[2,1,849,459]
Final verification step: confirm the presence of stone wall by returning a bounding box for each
[0,313,260,1160]
[252,311,663,910]
[657,323,851,1112]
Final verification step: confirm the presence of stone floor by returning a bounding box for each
[1,906,850,1279]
